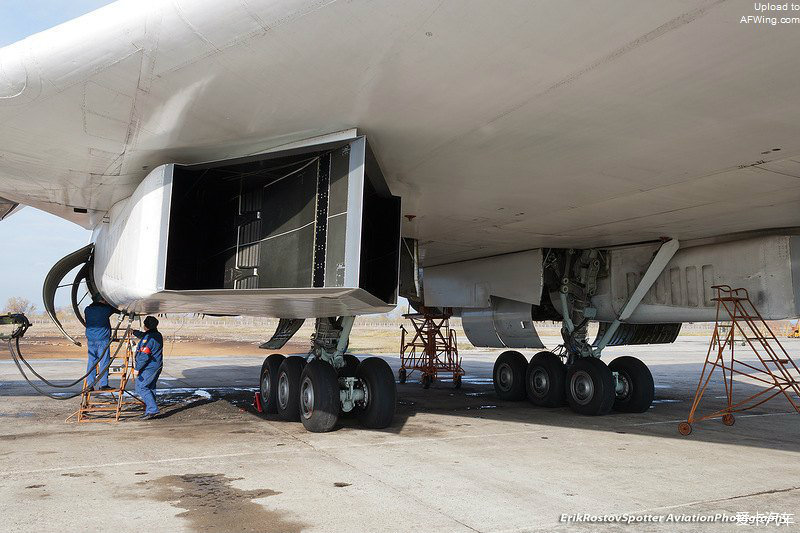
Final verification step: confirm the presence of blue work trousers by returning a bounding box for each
[136,366,161,415]
[86,339,111,389]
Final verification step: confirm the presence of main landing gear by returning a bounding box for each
[259,317,396,433]
[493,350,654,416]
[493,243,676,415]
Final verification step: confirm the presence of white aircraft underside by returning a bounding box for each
[1,0,799,267]
[7,0,800,430]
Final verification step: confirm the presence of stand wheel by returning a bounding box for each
[454,374,462,389]
[276,356,305,421]
[398,368,407,384]
[722,413,735,426]
[678,422,692,436]
[299,360,340,433]
[421,374,432,389]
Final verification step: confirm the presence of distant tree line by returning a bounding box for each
[3,297,37,315]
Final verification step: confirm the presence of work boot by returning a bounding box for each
[139,413,156,420]
[98,385,114,391]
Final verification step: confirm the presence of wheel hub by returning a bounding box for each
[278,372,289,409]
[361,379,370,408]
[531,368,549,397]
[615,371,631,400]
[497,363,513,391]
[570,370,594,405]
[300,377,314,419]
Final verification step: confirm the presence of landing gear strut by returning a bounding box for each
[258,316,397,432]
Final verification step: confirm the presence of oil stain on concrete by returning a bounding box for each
[138,473,304,533]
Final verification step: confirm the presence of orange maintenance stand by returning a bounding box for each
[399,307,464,389]
[680,285,800,435]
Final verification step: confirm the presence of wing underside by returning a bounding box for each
[0,196,20,221]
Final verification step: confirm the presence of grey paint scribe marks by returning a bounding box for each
[137,473,304,533]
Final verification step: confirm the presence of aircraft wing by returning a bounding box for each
[0,196,20,221]
[1,0,800,262]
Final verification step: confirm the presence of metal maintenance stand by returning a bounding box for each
[679,285,800,435]
[399,307,464,389]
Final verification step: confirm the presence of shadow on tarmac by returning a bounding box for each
[3,356,798,452]
[170,357,800,453]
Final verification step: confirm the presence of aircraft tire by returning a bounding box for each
[356,357,396,429]
[338,353,360,377]
[259,354,285,414]
[493,350,527,400]
[276,356,305,421]
[609,356,654,413]
[299,360,340,433]
[566,357,615,416]
[525,351,566,407]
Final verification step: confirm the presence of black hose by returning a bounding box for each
[14,318,129,388]
[7,338,86,399]
[6,318,134,399]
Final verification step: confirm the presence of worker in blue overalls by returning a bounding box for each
[84,296,119,391]
[133,316,164,420]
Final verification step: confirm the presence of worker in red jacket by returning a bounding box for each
[133,316,163,420]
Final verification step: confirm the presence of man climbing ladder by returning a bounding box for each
[83,296,119,391]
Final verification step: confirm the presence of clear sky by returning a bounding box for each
[0,1,116,311]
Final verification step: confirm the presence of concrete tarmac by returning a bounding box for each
[1,337,799,532]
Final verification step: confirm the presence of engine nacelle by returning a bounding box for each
[420,234,800,349]
[461,296,546,349]
[91,135,401,318]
